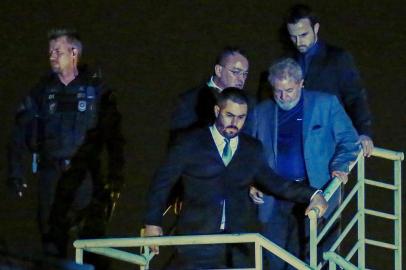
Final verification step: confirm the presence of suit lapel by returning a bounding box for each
[302,91,315,144]
[230,135,251,168]
[205,127,238,167]
[198,128,225,167]
[255,101,278,165]
[268,103,278,160]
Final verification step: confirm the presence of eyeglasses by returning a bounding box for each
[222,66,249,77]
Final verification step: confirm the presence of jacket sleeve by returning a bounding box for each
[7,93,39,180]
[144,139,187,226]
[253,143,315,203]
[98,86,126,191]
[329,95,361,173]
[337,51,373,137]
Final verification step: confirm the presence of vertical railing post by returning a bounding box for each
[394,159,402,270]
[255,241,262,270]
[328,260,337,270]
[309,211,318,269]
[75,248,84,264]
[357,155,366,269]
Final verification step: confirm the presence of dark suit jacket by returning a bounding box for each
[170,84,219,143]
[296,41,372,137]
[144,128,316,235]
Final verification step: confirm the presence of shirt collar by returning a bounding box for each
[303,40,320,59]
[207,76,223,92]
[209,125,239,153]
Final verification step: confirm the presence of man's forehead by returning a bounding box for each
[287,18,312,33]
[49,36,69,47]
[222,100,248,113]
[273,78,300,89]
[223,54,249,69]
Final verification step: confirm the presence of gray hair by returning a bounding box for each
[268,58,303,85]
[48,28,83,58]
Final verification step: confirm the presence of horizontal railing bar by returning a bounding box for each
[364,179,397,190]
[317,182,360,242]
[84,247,147,265]
[74,233,261,248]
[365,238,397,250]
[364,209,398,220]
[346,241,360,261]
[329,214,358,253]
[372,147,404,161]
[323,252,358,270]
[74,234,311,270]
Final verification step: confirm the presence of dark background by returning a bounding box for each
[0,0,404,269]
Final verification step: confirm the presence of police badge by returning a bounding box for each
[78,100,87,112]
[49,102,57,114]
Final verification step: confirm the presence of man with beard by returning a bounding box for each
[250,58,360,269]
[166,47,253,218]
[7,29,124,269]
[285,4,373,157]
[144,88,327,269]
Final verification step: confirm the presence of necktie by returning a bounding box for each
[222,138,232,166]
[220,138,232,230]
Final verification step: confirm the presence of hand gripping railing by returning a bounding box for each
[308,147,403,269]
[74,233,313,269]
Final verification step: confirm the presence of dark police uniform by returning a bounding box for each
[8,67,125,266]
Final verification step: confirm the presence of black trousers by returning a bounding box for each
[38,162,92,243]
[45,159,110,270]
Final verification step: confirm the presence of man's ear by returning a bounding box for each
[71,48,78,57]
[214,64,222,78]
[214,105,220,117]
[313,23,320,36]
[299,79,304,88]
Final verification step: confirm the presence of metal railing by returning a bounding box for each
[74,146,403,270]
[310,147,404,269]
[74,233,312,270]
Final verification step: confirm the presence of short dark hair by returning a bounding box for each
[215,46,248,66]
[216,87,249,108]
[48,28,83,57]
[286,4,319,27]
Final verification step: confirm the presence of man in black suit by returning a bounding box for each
[169,47,250,143]
[144,88,328,269]
[285,4,374,157]
[166,47,252,218]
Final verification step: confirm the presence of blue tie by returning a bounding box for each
[222,138,232,166]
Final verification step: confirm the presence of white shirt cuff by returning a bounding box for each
[310,189,323,201]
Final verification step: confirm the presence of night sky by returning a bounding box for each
[0,1,404,269]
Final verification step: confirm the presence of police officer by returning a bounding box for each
[7,29,125,268]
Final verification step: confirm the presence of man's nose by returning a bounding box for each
[280,92,287,101]
[231,117,238,126]
[238,77,245,85]
[295,37,302,46]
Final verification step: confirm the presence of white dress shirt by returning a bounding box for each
[209,125,238,230]
[207,76,223,92]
